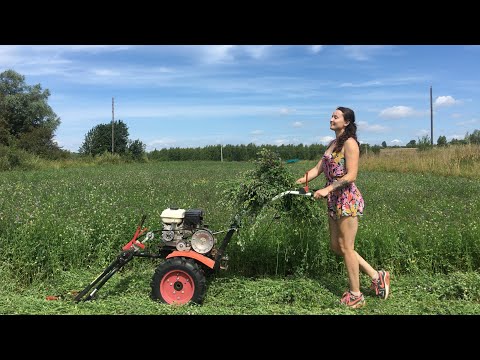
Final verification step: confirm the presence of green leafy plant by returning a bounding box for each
[220,148,320,223]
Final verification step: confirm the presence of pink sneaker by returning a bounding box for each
[370,270,390,299]
[340,291,366,309]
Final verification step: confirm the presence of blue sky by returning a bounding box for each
[1,45,479,152]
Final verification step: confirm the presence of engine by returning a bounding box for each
[160,208,216,254]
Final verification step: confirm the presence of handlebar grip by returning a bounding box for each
[297,187,319,194]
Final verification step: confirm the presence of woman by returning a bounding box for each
[296,106,390,308]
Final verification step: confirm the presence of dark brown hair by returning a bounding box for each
[333,106,360,153]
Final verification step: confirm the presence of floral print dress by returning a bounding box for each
[322,146,364,219]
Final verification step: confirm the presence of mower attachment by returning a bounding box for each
[74,215,150,303]
[73,250,136,302]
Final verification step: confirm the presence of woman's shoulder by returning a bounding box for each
[344,137,359,146]
[344,137,360,152]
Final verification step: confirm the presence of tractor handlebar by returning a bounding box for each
[271,187,320,201]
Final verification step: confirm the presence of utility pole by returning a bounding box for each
[220,144,223,162]
[430,86,433,146]
[112,97,115,153]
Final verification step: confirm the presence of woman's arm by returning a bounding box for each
[295,158,324,184]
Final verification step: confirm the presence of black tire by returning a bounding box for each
[151,257,206,305]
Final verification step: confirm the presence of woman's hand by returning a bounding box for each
[314,188,329,199]
[295,177,305,184]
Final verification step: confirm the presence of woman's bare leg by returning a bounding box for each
[329,217,378,292]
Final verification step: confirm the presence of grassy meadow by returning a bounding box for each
[1,146,479,315]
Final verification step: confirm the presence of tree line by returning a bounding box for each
[148,143,328,162]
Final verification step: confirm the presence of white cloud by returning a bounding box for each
[91,69,121,77]
[343,45,393,61]
[390,139,402,144]
[379,106,416,119]
[243,45,272,59]
[274,138,289,145]
[434,95,459,107]
[447,134,465,140]
[357,121,388,133]
[456,118,480,126]
[55,104,283,124]
[201,45,236,64]
[339,75,430,89]
[0,45,132,68]
[148,138,178,150]
[0,46,23,67]
[251,130,264,135]
[339,80,382,88]
[0,47,70,70]
[199,45,273,64]
[311,45,324,53]
[280,108,295,115]
[416,129,430,137]
[292,121,303,128]
[317,136,335,144]
[38,45,132,53]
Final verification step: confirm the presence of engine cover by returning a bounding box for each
[160,208,185,224]
[184,209,204,227]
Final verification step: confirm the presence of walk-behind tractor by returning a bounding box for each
[74,185,318,305]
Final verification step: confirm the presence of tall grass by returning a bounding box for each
[361,144,480,179]
[1,159,478,288]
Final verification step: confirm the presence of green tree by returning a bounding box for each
[417,135,432,151]
[17,126,58,156]
[0,69,61,156]
[381,141,387,148]
[466,129,480,144]
[437,135,447,147]
[79,120,129,156]
[0,116,12,146]
[127,139,146,160]
[406,139,416,148]
[450,138,467,145]
[79,127,95,156]
[370,145,381,154]
[359,143,370,155]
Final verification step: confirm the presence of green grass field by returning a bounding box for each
[1,160,479,314]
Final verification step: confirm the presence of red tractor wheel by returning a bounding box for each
[151,257,207,305]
